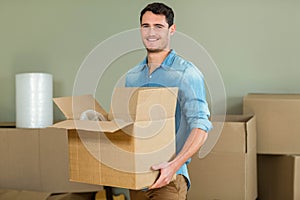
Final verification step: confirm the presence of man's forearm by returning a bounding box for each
[149,128,208,189]
[169,128,208,172]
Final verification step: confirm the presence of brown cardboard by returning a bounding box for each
[0,189,95,200]
[53,94,107,120]
[0,128,103,193]
[258,155,300,200]
[0,189,51,200]
[0,128,41,190]
[243,94,300,154]
[52,87,178,190]
[188,115,257,200]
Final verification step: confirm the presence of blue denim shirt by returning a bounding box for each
[125,50,212,188]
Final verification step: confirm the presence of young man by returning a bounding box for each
[125,2,212,200]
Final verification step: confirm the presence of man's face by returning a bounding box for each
[140,11,175,53]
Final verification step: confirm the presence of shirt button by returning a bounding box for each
[149,75,152,78]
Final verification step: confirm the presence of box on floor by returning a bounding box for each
[258,155,300,200]
[0,189,95,200]
[52,87,178,190]
[243,94,300,154]
[188,115,257,200]
[0,126,102,193]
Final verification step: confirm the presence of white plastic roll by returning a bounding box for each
[16,73,53,128]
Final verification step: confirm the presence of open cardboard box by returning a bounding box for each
[188,115,257,200]
[52,87,178,190]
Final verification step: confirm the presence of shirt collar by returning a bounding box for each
[161,49,176,69]
[138,49,177,71]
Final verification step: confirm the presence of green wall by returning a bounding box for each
[1,0,300,122]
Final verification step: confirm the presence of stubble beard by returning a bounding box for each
[146,47,165,53]
[144,40,171,54]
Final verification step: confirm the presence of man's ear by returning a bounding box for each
[170,24,176,35]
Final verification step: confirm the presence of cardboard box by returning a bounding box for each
[52,87,178,190]
[243,94,300,154]
[0,127,103,193]
[0,189,50,200]
[258,155,300,200]
[188,115,257,200]
[0,189,95,200]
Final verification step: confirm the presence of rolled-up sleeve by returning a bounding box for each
[179,64,213,133]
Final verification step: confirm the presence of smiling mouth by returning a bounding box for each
[147,38,159,42]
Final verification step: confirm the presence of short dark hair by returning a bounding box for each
[140,2,174,27]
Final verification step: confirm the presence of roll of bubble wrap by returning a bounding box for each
[16,73,53,128]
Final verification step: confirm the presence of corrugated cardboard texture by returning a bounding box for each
[68,129,163,189]
[0,129,41,190]
[53,88,178,189]
[0,190,95,200]
[109,87,178,121]
[67,119,175,189]
[53,119,132,133]
[188,115,257,200]
[0,189,50,200]
[0,128,102,193]
[53,95,107,120]
[258,155,300,200]
[243,94,300,154]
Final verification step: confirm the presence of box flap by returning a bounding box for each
[53,95,107,120]
[245,93,300,100]
[212,115,253,123]
[295,156,300,199]
[109,87,178,121]
[51,119,132,133]
[245,115,256,153]
[135,87,178,121]
[209,115,255,153]
[108,88,139,121]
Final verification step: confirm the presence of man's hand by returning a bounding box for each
[149,161,176,189]
[149,128,208,190]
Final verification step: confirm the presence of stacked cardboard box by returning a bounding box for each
[187,115,257,200]
[257,155,300,200]
[244,94,300,200]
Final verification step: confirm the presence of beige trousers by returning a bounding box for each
[129,175,188,200]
